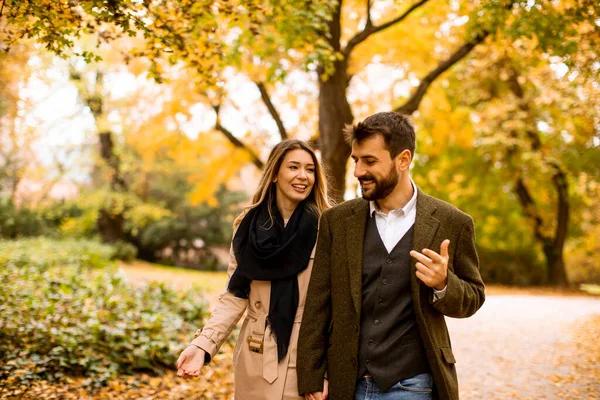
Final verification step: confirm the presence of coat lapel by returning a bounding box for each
[411,190,440,304]
[346,199,369,316]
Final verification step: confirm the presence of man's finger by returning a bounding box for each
[410,250,432,265]
[415,270,429,284]
[415,262,432,275]
[422,248,444,263]
[440,239,450,259]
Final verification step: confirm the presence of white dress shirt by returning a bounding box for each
[369,179,447,300]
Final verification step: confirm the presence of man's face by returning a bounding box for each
[351,134,399,201]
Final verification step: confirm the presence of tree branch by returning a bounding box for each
[0,0,6,18]
[213,105,264,169]
[366,0,373,27]
[515,176,551,245]
[343,0,430,59]
[256,81,288,140]
[394,31,489,115]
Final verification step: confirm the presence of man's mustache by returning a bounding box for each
[358,175,375,182]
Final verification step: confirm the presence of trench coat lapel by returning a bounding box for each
[411,189,440,304]
[346,199,369,316]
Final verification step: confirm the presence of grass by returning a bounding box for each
[118,260,228,300]
[580,284,600,295]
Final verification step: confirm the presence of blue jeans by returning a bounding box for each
[354,373,433,400]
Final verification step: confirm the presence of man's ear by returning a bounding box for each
[396,149,412,171]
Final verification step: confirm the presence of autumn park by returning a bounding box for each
[1,1,599,399]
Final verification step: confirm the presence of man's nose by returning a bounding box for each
[354,163,364,178]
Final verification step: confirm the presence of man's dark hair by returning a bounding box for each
[343,112,416,159]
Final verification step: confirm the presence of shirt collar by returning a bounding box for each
[370,179,418,217]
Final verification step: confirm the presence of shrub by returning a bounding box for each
[0,238,208,388]
[111,240,138,261]
[478,246,547,286]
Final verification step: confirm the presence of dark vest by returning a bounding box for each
[357,214,430,391]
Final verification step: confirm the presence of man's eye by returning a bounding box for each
[366,160,376,165]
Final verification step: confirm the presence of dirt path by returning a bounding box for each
[448,295,600,399]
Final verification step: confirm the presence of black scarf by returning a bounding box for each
[229,195,318,362]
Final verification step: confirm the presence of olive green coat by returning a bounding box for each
[297,190,485,400]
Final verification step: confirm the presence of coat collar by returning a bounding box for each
[345,189,440,316]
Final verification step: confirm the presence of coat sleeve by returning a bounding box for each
[297,211,333,395]
[432,216,485,318]
[190,228,248,363]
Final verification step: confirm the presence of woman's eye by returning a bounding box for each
[307,169,315,173]
[289,165,297,170]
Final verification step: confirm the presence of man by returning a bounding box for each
[297,112,485,400]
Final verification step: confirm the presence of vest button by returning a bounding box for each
[382,279,387,285]
[386,259,393,264]
[368,340,374,346]
[374,319,379,325]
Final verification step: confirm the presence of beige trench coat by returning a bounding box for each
[191,236,316,400]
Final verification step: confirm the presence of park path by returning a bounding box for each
[448,294,600,399]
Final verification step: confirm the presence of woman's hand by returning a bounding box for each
[305,378,328,400]
[176,345,206,379]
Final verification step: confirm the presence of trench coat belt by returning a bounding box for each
[246,306,304,383]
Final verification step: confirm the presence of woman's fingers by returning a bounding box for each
[176,353,186,369]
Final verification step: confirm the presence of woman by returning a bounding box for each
[176,140,332,400]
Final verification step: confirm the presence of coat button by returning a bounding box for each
[351,358,356,365]
[254,301,262,309]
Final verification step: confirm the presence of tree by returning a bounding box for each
[0,43,38,201]
[436,8,600,285]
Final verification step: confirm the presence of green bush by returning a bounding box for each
[0,238,207,388]
[0,197,46,238]
[478,246,547,286]
[111,240,138,261]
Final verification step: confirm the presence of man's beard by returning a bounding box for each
[358,166,399,201]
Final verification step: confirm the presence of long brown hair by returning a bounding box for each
[234,140,333,227]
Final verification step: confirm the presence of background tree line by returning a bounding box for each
[1,0,598,286]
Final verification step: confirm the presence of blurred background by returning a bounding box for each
[1,1,599,399]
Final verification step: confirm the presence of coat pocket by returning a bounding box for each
[440,346,456,364]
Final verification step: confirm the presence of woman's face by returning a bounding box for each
[274,149,316,208]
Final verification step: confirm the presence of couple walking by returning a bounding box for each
[177,112,485,400]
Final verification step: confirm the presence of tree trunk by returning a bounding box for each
[318,63,353,203]
[97,130,127,243]
[508,71,570,287]
[318,3,353,203]
[97,210,125,243]
[542,242,568,287]
[548,164,569,286]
